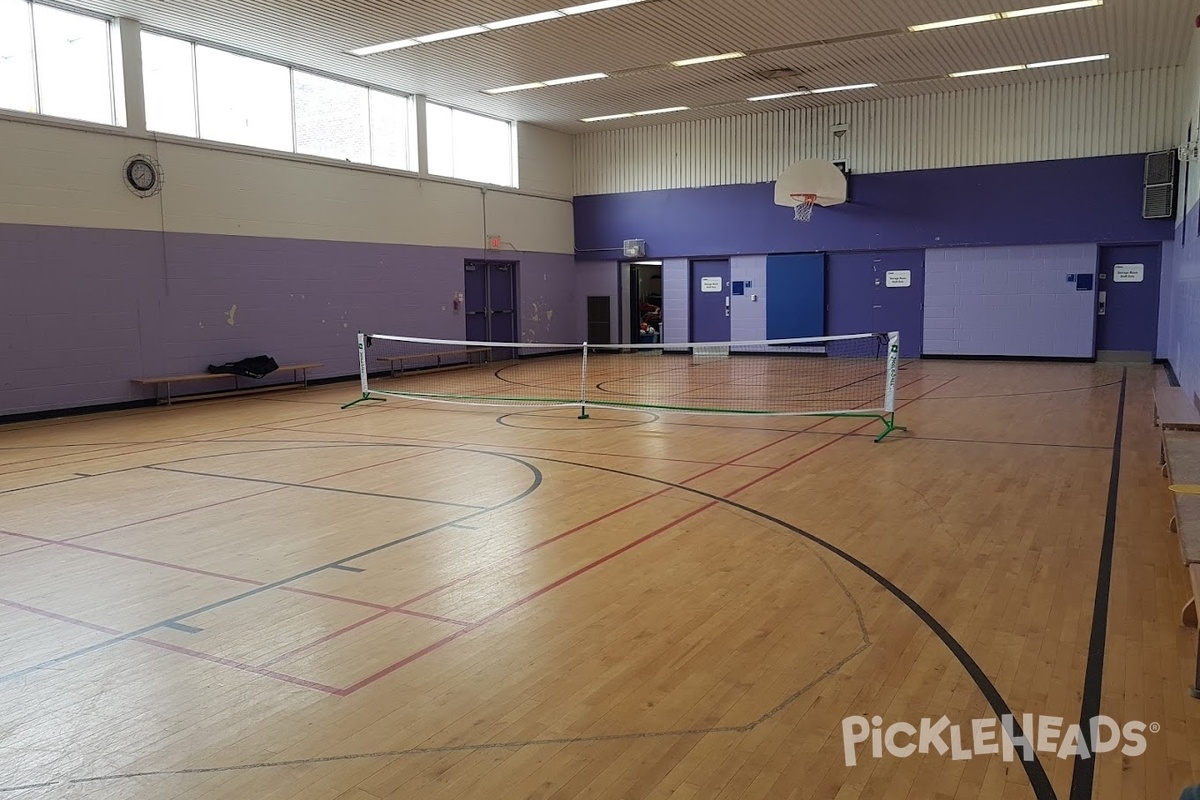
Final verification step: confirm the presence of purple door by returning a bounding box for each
[464,260,518,358]
[464,262,488,342]
[826,251,924,357]
[690,259,731,343]
[1097,244,1161,354]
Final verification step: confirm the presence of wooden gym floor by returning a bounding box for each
[0,360,1197,800]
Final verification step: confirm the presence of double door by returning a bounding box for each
[465,261,517,355]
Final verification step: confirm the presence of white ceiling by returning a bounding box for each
[67,0,1197,133]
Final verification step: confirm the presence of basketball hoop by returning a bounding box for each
[790,193,817,222]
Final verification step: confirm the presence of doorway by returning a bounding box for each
[1096,244,1161,361]
[464,260,518,358]
[624,261,664,343]
[826,251,925,358]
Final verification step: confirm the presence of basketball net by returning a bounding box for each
[790,193,817,223]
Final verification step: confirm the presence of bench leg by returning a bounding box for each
[1192,630,1200,700]
[1171,515,1179,535]
[1186,597,1198,629]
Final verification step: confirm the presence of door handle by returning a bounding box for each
[725,295,731,317]
[1097,290,1106,317]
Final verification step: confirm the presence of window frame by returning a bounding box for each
[138,27,418,173]
[424,101,518,188]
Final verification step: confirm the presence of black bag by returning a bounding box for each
[207,355,279,380]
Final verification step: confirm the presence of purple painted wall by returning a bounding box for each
[573,155,1172,259]
[1164,203,1200,402]
[0,222,576,416]
[923,244,1099,358]
[576,261,619,345]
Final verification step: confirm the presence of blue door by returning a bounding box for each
[766,254,825,339]
[690,259,731,343]
[826,251,924,357]
[1097,244,1161,354]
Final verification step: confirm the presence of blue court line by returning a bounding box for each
[163,622,202,634]
[329,564,365,573]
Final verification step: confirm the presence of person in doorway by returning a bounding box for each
[1181,785,1200,800]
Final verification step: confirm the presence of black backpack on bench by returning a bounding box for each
[207,355,279,380]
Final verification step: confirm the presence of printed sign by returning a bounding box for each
[700,277,723,292]
[885,270,911,288]
[1112,264,1144,283]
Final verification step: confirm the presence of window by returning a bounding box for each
[426,103,516,187]
[0,0,117,125]
[140,32,416,171]
[142,32,196,136]
[293,71,369,162]
[196,46,292,151]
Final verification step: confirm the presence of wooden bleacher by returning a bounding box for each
[1154,370,1200,431]
[375,347,489,378]
[132,363,322,404]
[1161,427,1200,699]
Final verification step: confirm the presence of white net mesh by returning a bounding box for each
[355,332,898,418]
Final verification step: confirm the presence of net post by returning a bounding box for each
[578,341,590,419]
[873,331,907,442]
[341,331,387,409]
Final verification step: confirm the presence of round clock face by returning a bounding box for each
[126,159,157,191]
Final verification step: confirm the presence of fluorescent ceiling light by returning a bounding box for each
[908,13,1001,32]
[950,64,1025,77]
[1027,53,1108,68]
[560,0,642,15]
[631,260,663,265]
[633,106,689,115]
[748,90,810,101]
[483,11,565,30]
[484,82,547,94]
[415,25,487,43]
[671,52,746,67]
[810,83,877,93]
[544,72,608,85]
[581,112,636,121]
[350,39,418,55]
[1002,0,1102,18]
[352,0,644,56]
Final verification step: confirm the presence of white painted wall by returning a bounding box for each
[575,68,1181,195]
[517,122,574,200]
[0,115,574,254]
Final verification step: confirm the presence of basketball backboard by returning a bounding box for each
[773,159,849,208]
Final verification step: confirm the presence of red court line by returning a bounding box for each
[0,530,265,586]
[281,586,392,611]
[340,502,717,695]
[258,610,391,669]
[727,376,959,498]
[0,596,122,636]
[133,636,342,695]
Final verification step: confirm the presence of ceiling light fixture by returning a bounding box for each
[581,112,637,122]
[908,13,1001,32]
[1026,53,1109,68]
[482,11,565,30]
[544,72,609,85]
[633,106,690,115]
[1001,0,1102,19]
[671,52,746,67]
[351,0,647,56]
[748,90,811,101]
[809,83,878,93]
[949,64,1025,77]
[483,82,547,94]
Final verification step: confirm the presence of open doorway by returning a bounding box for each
[625,260,663,343]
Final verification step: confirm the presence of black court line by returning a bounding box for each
[0,450,542,688]
[144,466,486,510]
[329,564,365,573]
[919,380,1123,400]
[839,431,1111,450]
[497,450,1060,800]
[163,622,202,634]
[1067,368,1127,800]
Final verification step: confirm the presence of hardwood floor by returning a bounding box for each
[0,360,1196,799]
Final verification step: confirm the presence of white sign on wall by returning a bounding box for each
[700,277,724,292]
[885,270,912,288]
[1112,264,1144,283]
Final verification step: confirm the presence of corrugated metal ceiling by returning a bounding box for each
[59,0,1197,132]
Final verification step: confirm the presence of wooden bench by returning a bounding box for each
[1161,429,1200,698]
[1154,372,1200,431]
[132,363,322,405]
[375,347,490,378]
